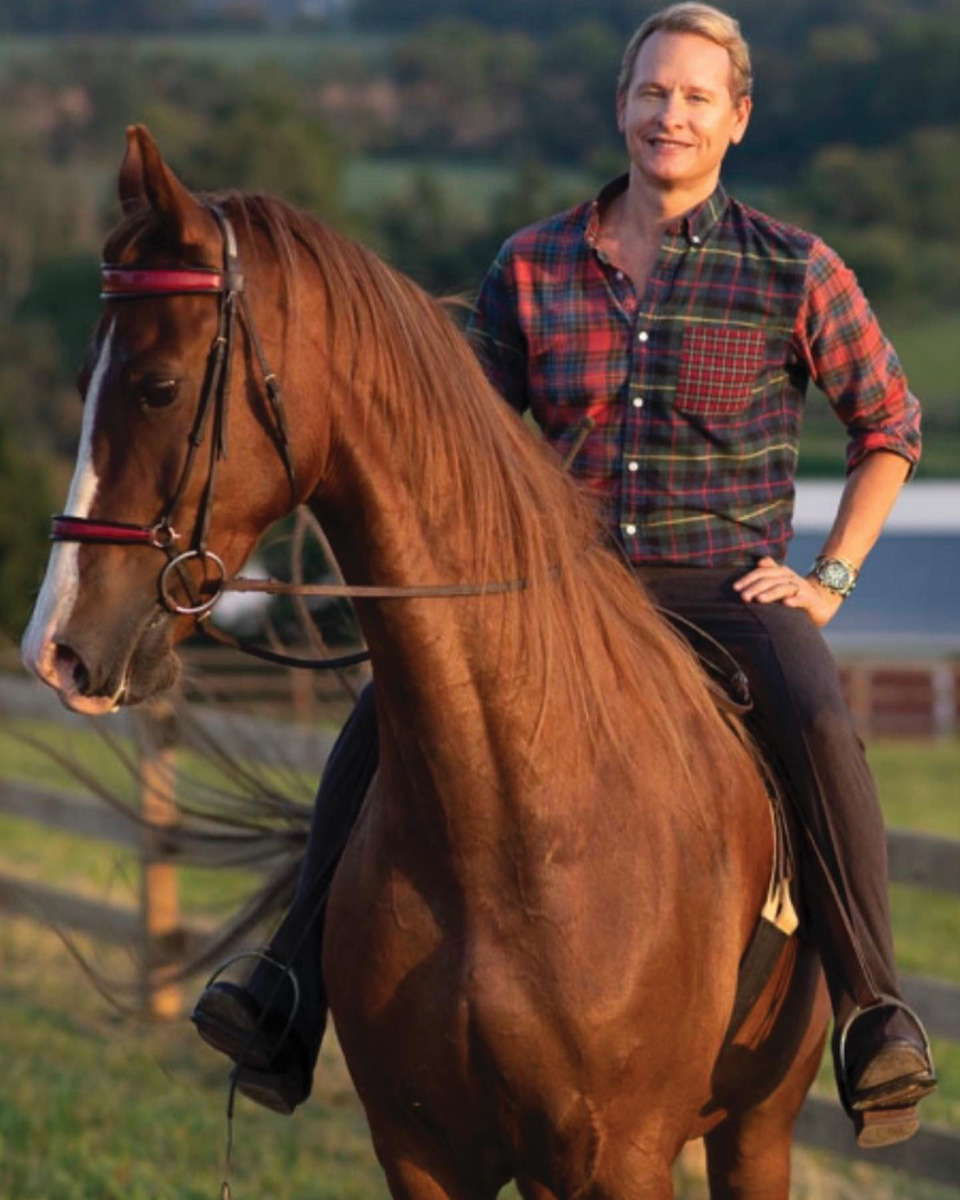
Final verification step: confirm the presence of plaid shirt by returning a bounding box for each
[468,177,921,566]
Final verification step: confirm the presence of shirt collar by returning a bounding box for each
[585,175,729,248]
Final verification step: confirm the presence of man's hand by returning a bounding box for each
[733,556,844,627]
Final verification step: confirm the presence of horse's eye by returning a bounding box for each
[139,378,180,409]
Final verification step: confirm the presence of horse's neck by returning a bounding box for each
[308,405,586,842]
[304,387,767,925]
[315,435,518,693]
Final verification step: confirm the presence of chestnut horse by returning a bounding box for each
[22,127,829,1199]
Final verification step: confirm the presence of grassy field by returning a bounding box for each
[344,156,598,225]
[883,312,960,410]
[0,715,958,1198]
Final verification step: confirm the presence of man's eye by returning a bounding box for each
[139,379,180,409]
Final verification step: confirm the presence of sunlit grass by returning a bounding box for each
[0,716,957,1198]
[871,740,960,836]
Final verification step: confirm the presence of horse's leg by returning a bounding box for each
[367,1120,499,1200]
[580,1151,674,1200]
[583,1174,673,1200]
[380,1159,487,1200]
[515,1179,559,1200]
[703,1112,791,1200]
[703,1040,823,1200]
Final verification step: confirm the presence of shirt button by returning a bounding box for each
[638,331,649,343]
[615,270,624,281]
[632,396,644,409]
[623,523,637,536]
[627,460,639,472]
[691,235,702,246]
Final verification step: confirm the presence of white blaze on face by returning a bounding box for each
[21,321,116,679]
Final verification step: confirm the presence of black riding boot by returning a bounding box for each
[191,682,379,1112]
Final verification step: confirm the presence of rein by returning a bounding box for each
[51,205,532,672]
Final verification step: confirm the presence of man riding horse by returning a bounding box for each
[189,0,936,1148]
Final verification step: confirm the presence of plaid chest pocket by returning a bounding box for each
[674,326,766,416]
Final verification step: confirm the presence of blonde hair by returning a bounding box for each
[617,3,753,103]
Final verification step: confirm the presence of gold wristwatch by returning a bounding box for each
[809,555,859,599]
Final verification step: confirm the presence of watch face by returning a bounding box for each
[818,559,854,591]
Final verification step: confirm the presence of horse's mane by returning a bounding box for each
[108,191,760,790]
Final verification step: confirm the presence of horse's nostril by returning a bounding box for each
[54,644,91,696]
[73,659,91,695]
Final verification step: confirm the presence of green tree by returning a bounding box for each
[182,75,345,217]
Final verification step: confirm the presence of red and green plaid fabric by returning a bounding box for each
[468,177,921,566]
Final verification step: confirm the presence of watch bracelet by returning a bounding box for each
[810,554,859,599]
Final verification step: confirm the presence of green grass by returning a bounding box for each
[0,717,957,1197]
[870,740,960,836]
[0,717,312,913]
[799,304,960,476]
[0,714,316,807]
[892,883,960,983]
[797,424,960,478]
[344,156,597,223]
[883,310,960,412]
[0,920,384,1200]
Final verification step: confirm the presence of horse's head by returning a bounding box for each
[22,126,303,713]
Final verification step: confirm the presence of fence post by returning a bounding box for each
[135,699,183,1018]
[845,662,872,740]
[931,662,957,739]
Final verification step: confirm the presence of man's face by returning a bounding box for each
[617,30,751,193]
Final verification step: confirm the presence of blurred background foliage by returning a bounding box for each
[0,0,958,636]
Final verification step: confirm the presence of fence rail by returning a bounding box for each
[840,658,960,738]
[1,665,958,1184]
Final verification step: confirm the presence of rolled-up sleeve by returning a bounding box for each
[466,245,529,415]
[795,239,921,476]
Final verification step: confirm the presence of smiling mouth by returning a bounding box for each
[648,138,692,150]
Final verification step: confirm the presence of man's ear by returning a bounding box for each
[729,95,752,146]
[117,124,215,246]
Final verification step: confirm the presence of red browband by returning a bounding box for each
[52,515,158,545]
[101,266,224,297]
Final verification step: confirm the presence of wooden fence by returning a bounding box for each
[0,671,336,1017]
[1,665,959,1185]
[174,645,960,738]
[840,658,960,739]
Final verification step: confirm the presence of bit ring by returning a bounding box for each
[159,550,227,616]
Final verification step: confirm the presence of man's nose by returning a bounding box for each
[656,90,687,126]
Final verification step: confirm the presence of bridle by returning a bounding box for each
[53,206,298,621]
[49,205,528,672]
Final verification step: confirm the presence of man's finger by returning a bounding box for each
[733,565,788,591]
[741,580,800,603]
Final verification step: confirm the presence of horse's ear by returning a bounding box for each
[118,124,211,246]
[118,126,148,215]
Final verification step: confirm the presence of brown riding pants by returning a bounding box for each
[641,565,897,1023]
